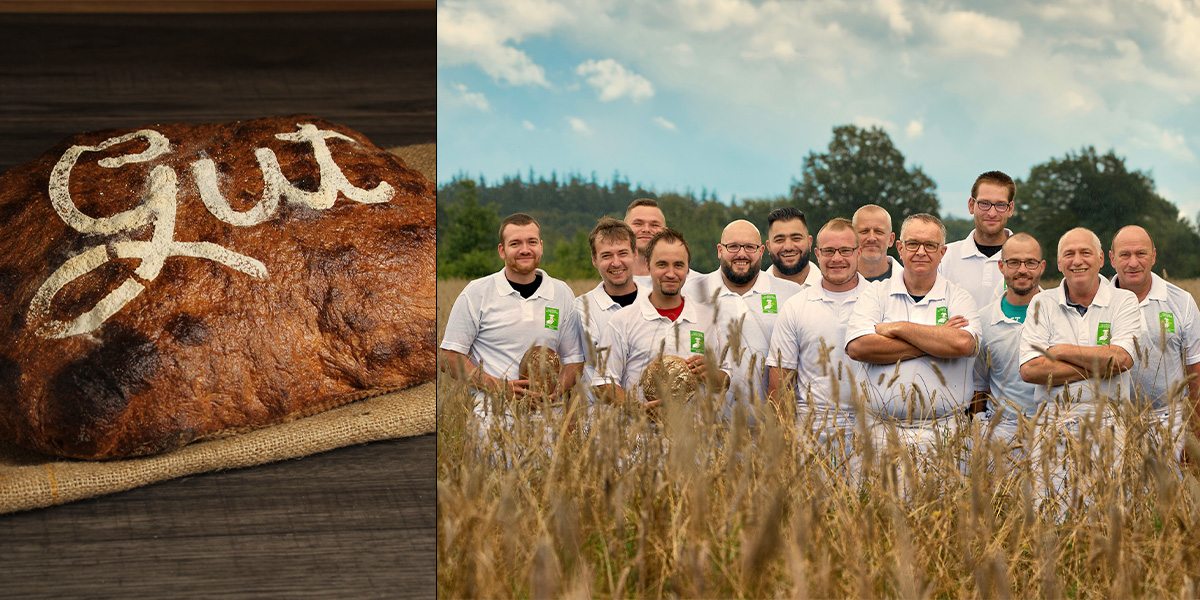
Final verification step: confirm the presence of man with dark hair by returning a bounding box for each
[440,213,585,417]
[683,219,802,402]
[852,204,903,282]
[846,213,980,450]
[574,218,644,391]
[593,228,731,410]
[941,170,1017,307]
[764,206,820,288]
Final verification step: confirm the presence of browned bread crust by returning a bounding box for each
[0,115,435,460]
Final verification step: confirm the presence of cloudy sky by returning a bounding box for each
[437,0,1200,219]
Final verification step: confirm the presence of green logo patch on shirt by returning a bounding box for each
[1097,322,1111,346]
[761,294,778,314]
[690,330,705,353]
[1160,312,1176,333]
[936,306,949,325]
[544,307,559,330]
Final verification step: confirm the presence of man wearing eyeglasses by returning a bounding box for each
[763,207,822,289]
[684,219,803,403]
[767,218,868,440]
[972,233,1046,435]
[846,213,981,447]
[941,171,1017,308]
[1108,225,1200,460]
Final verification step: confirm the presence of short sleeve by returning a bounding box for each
[1181,294,1200,365]
[556,292,586,366]
[595,319,626,388]
[1019,295,1051,366]
[439,289,479,355]
[845,283,883,348]
[1110,291,1146,361]
[766,296,803,370]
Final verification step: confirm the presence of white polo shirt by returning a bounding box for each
[767,274,869,409]
[440,268,586,398]
[845,274,981,421]
[975,295,1041,416]
[574,282,647,386]
[764,263,823,290]
[595,294,732,403]
[1019,277,1144,409]
[1110,272,1200,407]
[684,271,804,400]
[940,229,1010,308]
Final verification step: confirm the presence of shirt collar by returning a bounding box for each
[962,229,1013,258]
[810,273,867,302]
[1054,275,1112,308]
[492,268,553,300]
[887,272,948,302]
[636,293,700,323]
[1110,272,1167,304]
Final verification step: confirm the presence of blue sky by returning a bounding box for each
[437,0,1200,220]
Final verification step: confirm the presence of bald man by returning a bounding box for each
[1110,225,1200,459]
[684,219,803,403]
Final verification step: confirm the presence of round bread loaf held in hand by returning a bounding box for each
[640,355,699,404]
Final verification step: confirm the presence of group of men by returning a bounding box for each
[440,170,1200,459]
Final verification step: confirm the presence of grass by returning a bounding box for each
[437,277,1200,598]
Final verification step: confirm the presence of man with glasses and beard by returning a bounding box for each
[764,207,822,289]
[684,220,803,404]
[942,171,1017,307]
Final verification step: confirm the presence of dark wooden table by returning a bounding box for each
[0,10,435,598]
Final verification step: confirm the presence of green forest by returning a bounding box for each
[437,125,1200,281]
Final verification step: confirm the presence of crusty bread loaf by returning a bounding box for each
[0,115,435,459]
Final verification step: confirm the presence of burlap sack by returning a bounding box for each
[0,142,436,514]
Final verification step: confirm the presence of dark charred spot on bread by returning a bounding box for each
[0,266,19,299]
[0,355,21,397]
[47,325,160,442]
[167,314,210,346]
[293,175,319,193]
[306,244,358,278]
[340,311,377,334]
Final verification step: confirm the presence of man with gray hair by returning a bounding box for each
[852,204,904,282]
[846,213,980,449]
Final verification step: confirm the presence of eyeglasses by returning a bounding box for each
[972,198,1012,213]
[901,240,942,253]
[817,246,857,257]
[1004,259,1042,270]
[721,242,761,253]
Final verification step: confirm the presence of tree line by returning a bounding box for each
[437,125,1200,280]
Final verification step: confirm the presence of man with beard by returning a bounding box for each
[625,197,701,287]
[593,229,731,410]
[852,204,904,282]
[441,213,585,417]
[972,233,1045,439]
[764,207,822,289]
[683,220,803,403]
[942,171,1016,307]
[767,218,868,437]
[574,218,645,390]
[846,214,980,449]
[1109,225,1200,459]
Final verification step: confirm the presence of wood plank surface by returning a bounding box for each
[0,10,435,598]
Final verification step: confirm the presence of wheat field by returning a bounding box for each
[437,277,1200,598]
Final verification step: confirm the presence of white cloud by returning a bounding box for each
[740,36,797,61]
[576,59,655,102]
[654,116,677,131]
[853,116,896,131]
[1162,5,1200,76]
[673,0,759,32]
[928,10,1022,58]
[522,120,536,130]
[567,117,594,135]
[437,0,571,87]
[450,83,490,111]
[876,0,912,36]
[905,119,924,139]
[1132,123,1196,163]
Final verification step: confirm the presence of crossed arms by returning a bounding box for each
[845,315,977,364]
[1019,344,1133,386]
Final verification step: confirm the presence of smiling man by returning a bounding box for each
[764,207,822,289]
[846,213,980,445]
[852,204,904,282]
[1019,227,1144,411]
[1109,225,1200,457]
[440,213,585,417]
[625,197,701,287]
[941,171,1016,307]
[574,218,645,393]
[683,219,803,403]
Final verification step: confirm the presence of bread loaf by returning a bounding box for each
[0,115,435,459]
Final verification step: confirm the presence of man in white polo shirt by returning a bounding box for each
[683,219,803,403]
[574,218,645,394]
[846,213,980,446]
[972,233,1046,444]
[1109,225,1200,457]
[1019,227,1143,412]
[625,197,702,288]
[594,229,731,411]
[941,171,1016,307]
[440,213,586,416]
[763,207,822,289]
[852,204,904,282]
[767,218,868,433]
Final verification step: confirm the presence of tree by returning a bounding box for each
[1010,147,1200,278]
[438,178,502,279]
[789,125,940,235]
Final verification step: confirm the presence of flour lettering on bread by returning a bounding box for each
[31,123,395,339]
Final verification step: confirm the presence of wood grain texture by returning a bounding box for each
[0,10,434,599]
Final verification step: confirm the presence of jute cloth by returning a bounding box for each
[0,142,437,514]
